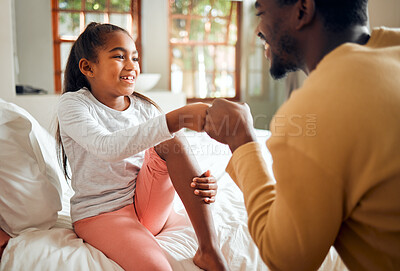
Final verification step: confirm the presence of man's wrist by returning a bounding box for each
[227,132,257,153]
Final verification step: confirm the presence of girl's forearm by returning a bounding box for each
[165,108,183,134]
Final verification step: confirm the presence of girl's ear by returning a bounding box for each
[295,0,316,30]
[79,58,94,78]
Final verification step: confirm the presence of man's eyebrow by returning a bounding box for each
[108,47,138,54]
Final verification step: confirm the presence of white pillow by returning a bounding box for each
[0,99,63,237]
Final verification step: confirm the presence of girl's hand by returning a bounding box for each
[191,170,217,203]
[166,103,210,133]
[181,103,210,132]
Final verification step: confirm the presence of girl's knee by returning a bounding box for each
[155,133,187,161]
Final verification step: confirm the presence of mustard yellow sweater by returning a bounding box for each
[226,28,400,271]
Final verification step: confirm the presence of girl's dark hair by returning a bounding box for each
[56,22,161,180]
[276,0,369,32]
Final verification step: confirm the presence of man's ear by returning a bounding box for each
[295,0,316,30]
[79,58,94,78]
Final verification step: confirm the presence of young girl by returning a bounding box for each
[57,23,228,271]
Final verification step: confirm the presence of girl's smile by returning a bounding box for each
[120,75,135,84]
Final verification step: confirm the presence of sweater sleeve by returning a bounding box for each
[226,141,343,270]
[57,94,173,162]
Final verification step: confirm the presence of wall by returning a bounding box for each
[14,0,54,93]
[141,0,170,90]
[369,0,400,28]
[0,0,15,102]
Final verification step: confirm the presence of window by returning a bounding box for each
[169,0,242,101]
[51,0,141,93]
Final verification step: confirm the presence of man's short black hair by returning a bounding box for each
[276,0,369,32]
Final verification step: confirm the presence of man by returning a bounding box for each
[205,0,400,270]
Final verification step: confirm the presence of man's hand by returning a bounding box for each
[205,99,256,153]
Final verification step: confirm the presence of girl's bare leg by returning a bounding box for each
[155,133,228,271]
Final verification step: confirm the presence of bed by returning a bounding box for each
[0,99,347,270]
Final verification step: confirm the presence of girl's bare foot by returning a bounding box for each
[193,246,229,271]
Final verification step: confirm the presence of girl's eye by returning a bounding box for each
[256,11,264,17]
[114,55,124,59]
[132,57,140,62]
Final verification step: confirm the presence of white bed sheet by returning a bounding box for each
[0,130,347,271]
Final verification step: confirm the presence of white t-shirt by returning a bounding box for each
[57,88,173,222]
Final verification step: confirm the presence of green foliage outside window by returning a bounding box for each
[59,0,81,10]
[111,0,131,12]
[59,0,131,12]
[170,0,240,98]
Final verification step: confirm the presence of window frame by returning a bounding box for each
[51,0,141,93]
[168,0,242,102]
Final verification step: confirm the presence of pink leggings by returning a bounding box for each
[74,147,175,271]
[0,229,10,260]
